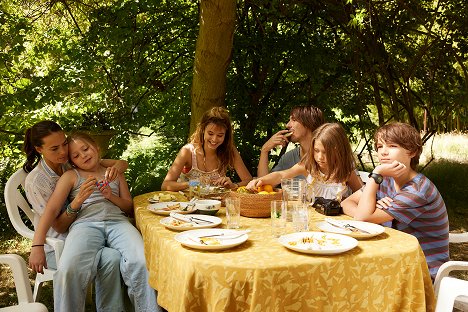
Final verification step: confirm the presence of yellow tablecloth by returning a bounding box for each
[134,192,435,312]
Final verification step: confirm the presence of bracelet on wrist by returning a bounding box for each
[32,244,44,248]
[66,203,81,216]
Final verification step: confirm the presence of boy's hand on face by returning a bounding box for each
[376,196,393,209]
[261,130,290,152]
[374,160,406,178]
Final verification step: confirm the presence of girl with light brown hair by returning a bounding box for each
[248,123,362,201]
[162,107,252,191]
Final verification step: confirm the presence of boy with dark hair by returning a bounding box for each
[342,122,449,279]
[257,105,324,179]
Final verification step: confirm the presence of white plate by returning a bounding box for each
[160,214,222,231]
[147,202,195,216]
[174,229,249,250]
[278,232,358,255]
[317,219,385,239]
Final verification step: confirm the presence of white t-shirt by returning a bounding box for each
[24,159,69,252]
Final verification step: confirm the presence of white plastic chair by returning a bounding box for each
[435,277,468,312]
[433,232,468,311]
[358,171,370,184]
[0,254,48,312]
[4,169,64,301]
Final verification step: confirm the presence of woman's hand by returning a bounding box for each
[29,247,47,274]
[213,176,235,189]
[105,166,119,182]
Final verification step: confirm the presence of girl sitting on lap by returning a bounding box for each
[29,132,157,312]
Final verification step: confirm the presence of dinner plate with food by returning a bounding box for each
[174,229,249,250]
[316,218,385,239]
[278,232,358,255]
[160,213,222,231]
[148,202,195,216]
[148,192,182,203]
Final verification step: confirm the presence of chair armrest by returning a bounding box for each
[434,261,468,295]
[44,236,64,265]
[0,254,34,304]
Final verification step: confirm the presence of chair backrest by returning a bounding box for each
[4,169,36,240]
[0,254,48,312]
[435,276,468,312]
[449,232,468,243]
[358,171,370,184]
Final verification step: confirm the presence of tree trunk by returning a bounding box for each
[190,0,236,134]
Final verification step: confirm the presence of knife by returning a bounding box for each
[325,218,371,234]
[170,212,213,224]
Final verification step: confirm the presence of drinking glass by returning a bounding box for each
[225,197,241,229]
[188,178,200,199]
[281,178,306,221]
[271,200,286,237]
[199,176,212,198]
[292,202,309,232]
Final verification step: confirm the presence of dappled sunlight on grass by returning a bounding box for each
[421,132,468,164]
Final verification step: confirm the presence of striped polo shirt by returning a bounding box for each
[377,173,449,279]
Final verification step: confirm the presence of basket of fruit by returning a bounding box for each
[228,185,282,218]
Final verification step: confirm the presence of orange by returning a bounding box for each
[263,184,274,193]
[257,185,264,192]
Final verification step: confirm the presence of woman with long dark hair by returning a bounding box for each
[23,120,129,311]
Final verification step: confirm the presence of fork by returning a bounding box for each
[198,230,251,239]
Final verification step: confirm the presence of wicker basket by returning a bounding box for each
[228,190,282,218]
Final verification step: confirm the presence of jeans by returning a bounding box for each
[54,220,157,312]
[48,247,123,312]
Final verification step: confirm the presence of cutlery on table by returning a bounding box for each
[325,218,371,234]
[198,230,251,239]
[170,212,214,225]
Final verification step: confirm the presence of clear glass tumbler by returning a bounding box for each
[271,200,287,237]
[225,197,241,229]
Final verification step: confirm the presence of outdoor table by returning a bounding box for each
[134,191,436,312]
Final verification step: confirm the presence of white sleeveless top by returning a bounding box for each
[179,143,223,183]
[306,172,352,201]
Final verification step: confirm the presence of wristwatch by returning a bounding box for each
[368,172,383,184]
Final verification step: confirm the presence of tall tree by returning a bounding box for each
[190,0,236,133]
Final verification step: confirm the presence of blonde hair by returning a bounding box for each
[302,123,356,183]
[374,122,423,170]
[67,132,100,167]
[190,107,235,173]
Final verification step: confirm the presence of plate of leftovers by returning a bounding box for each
[148,202,195,216]
[174,229,249,250]
[278,232,358,255]
[148,192,185,203]
[160,213,222,231]
[317,218,385,239]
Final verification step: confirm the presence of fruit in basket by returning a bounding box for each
[237,185,277,194]
[263,185,274,193]
[237,186,251,193]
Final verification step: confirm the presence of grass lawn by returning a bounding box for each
[1,132,467,310]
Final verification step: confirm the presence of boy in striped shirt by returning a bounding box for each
[342,122,449,279]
